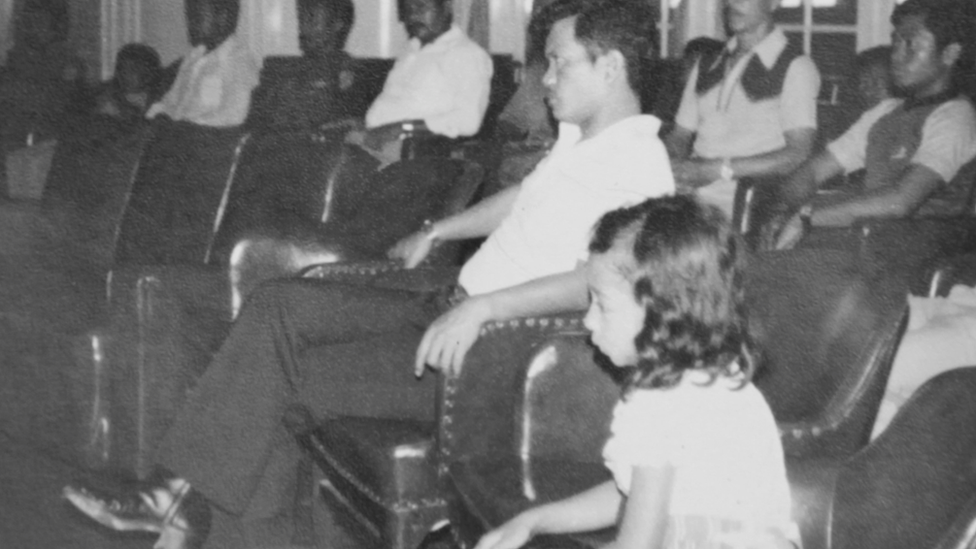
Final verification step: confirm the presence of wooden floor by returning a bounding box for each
[0,199,364,548]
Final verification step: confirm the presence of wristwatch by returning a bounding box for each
[421,219,440,245]
[720,158,735,181]
[799,204,814,232]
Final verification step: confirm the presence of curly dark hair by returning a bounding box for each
[588,194,755,391]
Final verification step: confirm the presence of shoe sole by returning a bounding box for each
[63,486,163,534]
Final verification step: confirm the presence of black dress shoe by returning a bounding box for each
[63,482,168,533]
[64,480,211,549]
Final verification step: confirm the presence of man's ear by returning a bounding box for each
[601,49,627,86]
[941,42,962,68]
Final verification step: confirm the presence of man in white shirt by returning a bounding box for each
[147,0,260,127]
[665,0,820,217]
[64,3,674,548]
[766,0,976,246]
[349,0,493,158]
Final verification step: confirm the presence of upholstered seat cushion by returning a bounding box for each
[311,417,439,505]
[447,457,614,549]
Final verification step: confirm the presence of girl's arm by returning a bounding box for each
[603,465,675,549]
[474,480,622,549]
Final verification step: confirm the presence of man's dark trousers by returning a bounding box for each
[157,272,457,521]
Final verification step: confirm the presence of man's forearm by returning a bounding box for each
[480,268,589,322]
[431,185,520,242]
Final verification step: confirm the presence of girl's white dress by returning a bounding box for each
[602,371,797,549]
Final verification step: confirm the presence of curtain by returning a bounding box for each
[237,0,300,62]
[0,0,14,66]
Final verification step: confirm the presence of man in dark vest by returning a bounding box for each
[766,0,976,248]
[664,0,820,217]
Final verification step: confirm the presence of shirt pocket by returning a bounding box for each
[199,74,223,108]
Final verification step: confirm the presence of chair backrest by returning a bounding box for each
[831,366,976,549]
[208,128,349,263]
[319,154,484,259]
[440,315,612,465]
[747,249,908,458]
[41,116,149,269]
[112,119,248,266]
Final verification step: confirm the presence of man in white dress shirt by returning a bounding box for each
[349,0,493,159]
[147,0,260,127]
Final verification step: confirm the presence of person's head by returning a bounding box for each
[185,0,240,51]
[724,0,779,37]
[890,0,972,97]
[584,195,754,391]
[854,45,893,110]
[398,0,452,46]
[114,44,162,96]
[298,0,355,57]
[542,1,650,127]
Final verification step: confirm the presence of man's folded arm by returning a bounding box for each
[809,163,945,227]
[416,268,589,376]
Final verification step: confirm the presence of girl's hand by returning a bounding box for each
[474,514,537,549]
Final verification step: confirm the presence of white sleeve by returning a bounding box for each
[913,100,976,183]
[827,99,900,174]
[779,55,820,131]
[424,46,494,137]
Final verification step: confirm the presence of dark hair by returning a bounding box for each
[114,43,162,93]
[299,0,356,45]
[574,0,655,93]
[206,0,241,23]
[526,0,588,66]
[589,194,755,391]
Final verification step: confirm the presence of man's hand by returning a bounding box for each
[474,513,537,549]
[415,297,493,377]
[672,159,719,191]
[388,231,436,269]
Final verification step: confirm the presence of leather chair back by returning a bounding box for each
[112,119,248,266]
[207,128,350,263]
[40,116,149,272]
[831,366,976,549]
[746,249,908,458]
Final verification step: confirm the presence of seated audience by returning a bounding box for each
[665,0,820,217]
[349,0,493,160]
[147,0,260,127]
[63,3,674,548]
[95,44,163,124]
[247,0,356,130]
[476,195,797,549]
[766,0,976,249]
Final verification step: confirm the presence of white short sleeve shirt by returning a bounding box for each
[458,115,675,295]
[603,373,795,547]
[365,26,493,138]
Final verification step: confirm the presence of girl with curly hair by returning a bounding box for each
[476,194,796,549]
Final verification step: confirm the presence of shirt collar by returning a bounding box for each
[187,33,240,63]
[726,26,788,69]
[557,115,662,147]
[407,25,465,53]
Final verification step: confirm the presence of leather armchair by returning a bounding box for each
[789,366,976,549]
[101,150,482,478]
[297,248,908,549]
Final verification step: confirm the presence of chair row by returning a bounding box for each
[293,246,934,549]
[7,114,488,475]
